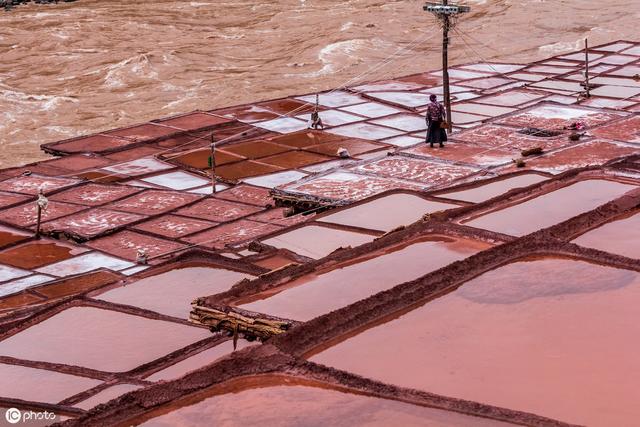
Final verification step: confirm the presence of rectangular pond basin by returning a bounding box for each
[309,258,640,427]
[145,340,251,382]
[318,193,459,232]
[437,174,548,203]
[96,266,251,319]
[132,376,509,427]
[75,384,142,410]
[260,224,376,259]
[0,307,210,372]
[463,179,637,236]
[572,210,639,259]
[0,363,101,404]
[238,236,489,321]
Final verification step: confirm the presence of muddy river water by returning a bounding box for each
[1,0,638,167]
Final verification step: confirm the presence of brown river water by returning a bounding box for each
[0,0,637,167]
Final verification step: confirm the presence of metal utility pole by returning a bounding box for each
[424,1,470,132]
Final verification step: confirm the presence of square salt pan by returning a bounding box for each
[589,85,640,99]
[261,224,375,259]
[253,117,309,134]
[431,69,495,79]
[296,110,364,127]
[621,46,640,56]
[371,114,427,132]
[0,306,210,372]
[365,92,431,108]
[0,274,52,297]
[297,91,364,108]
[596,42,634,52]
[383,135,423,147]
[0,364,102,404]
[459,63,524,73]
[558,52,604,62]
[187,184,230,194]
[243,170,307,189]
[103,158,173,176]
[339,102,403,118]
[141,171,210,190]
[36,252,134,277]
[327,123,404,140]
[0,264,31,283]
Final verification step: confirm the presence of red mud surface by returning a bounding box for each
[184,219,282,250]
[133,214,218,239]
[214,185,273,207]
[42,208,146,239]
[0,175,79,195]
[512,139,640,174]
[494,104,626,130]
[281,171,424,202]
[153,112,233,132]
[403,143,517,167]
[309,258,640,427]
[87,230,186,261]
[0,201,86,228]
[590,115,640,143]
[110,190,202,215]
[352,157,478,187]
[49,183,142,206]
[176,198,263,223]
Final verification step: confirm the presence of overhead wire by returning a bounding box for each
[85,29,441,184]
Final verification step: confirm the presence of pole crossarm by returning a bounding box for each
[423,3,470,15]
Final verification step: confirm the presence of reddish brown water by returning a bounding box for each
[133,376,509,427]
[0,306,210,372]
[464,179,637,236]
[2,1,636,167]
[0,241,79,269]
[254,254,298,270]
[438,174,548,203]
[0,363,101,404]
[310,258,640,426]
[239,236,489,320]
[572,210,640,259]
[97,266,251,319]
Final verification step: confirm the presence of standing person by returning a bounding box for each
[425,94,447,148]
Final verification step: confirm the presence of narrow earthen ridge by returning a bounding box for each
[54,345,578,427]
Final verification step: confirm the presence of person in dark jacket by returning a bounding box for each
[425,94,447,148]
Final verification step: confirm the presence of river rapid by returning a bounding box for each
[1,0,637,167]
